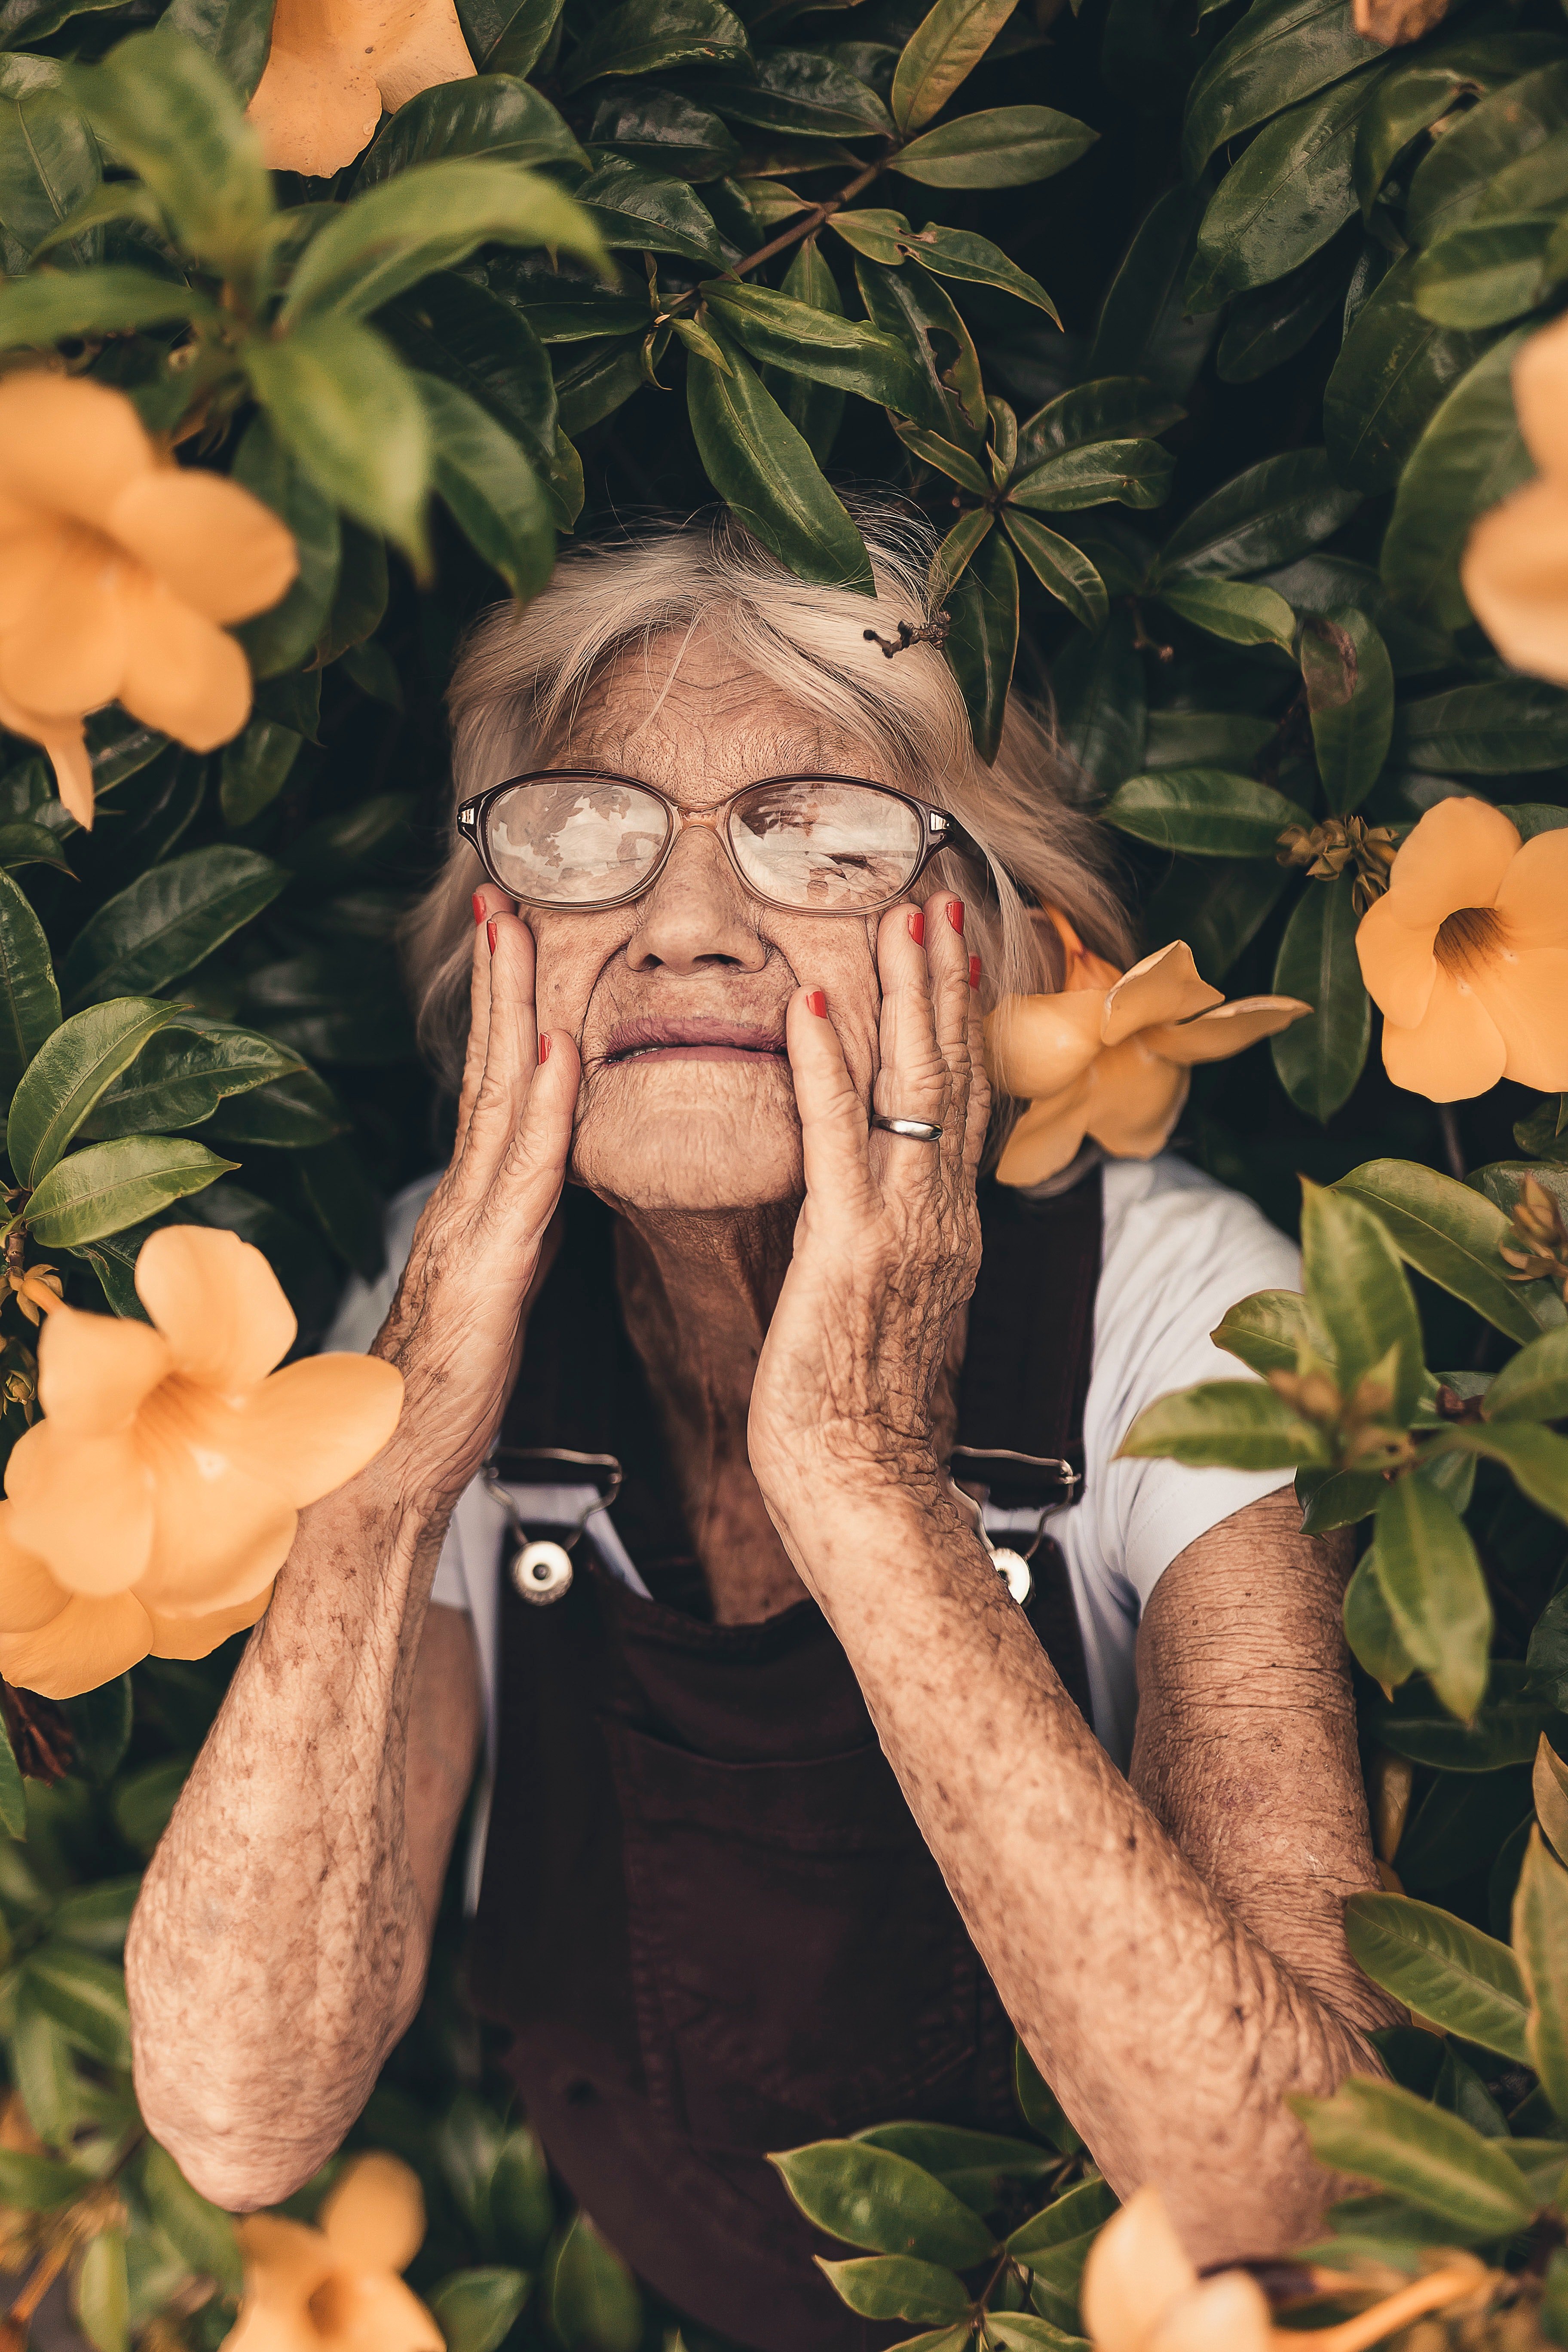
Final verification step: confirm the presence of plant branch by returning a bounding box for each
[729,152,889,280]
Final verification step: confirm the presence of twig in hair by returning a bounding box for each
[863,613,952,658]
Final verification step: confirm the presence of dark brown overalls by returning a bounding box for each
[467,1171,1103,2352]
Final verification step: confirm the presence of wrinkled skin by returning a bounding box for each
[126,634,1395,2267]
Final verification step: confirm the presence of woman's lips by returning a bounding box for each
[602,1020,788,1064]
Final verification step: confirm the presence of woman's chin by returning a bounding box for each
[572,1060,804,1210]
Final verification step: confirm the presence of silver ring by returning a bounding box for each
[871,1113,943,1141]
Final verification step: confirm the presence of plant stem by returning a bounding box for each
[1438,1103,1465,1181]
[729,153,889,280]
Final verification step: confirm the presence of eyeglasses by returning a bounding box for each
[455,771,961,916]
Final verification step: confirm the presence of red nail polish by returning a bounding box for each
[947,898,965,934]
[472,892,485,925]
[487,919,498,956]
[969,954,982,990]
[806,989,827,1017]
[538,1033,551,1063]
[908,909,925,945]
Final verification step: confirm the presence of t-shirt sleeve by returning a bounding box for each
[1078,1161,1304,1615]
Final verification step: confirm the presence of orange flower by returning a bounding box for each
[1352,0,1450,43]
[224,2153,444,2352]
[0,1225,403,1699]
[1354,797,1568,1102]
[1081,2187,1272,2352]
[247,0,475,178]
[0,372,297,830]
[985,922,1310,1189]
[1463,313,1568,682]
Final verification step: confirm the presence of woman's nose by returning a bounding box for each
[626,822,768,973]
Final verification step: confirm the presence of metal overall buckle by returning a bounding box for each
[484,1447,625,1606]
[947,1444,1082,1606]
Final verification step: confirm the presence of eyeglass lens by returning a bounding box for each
[478,777,925,911]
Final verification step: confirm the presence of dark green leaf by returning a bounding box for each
[0,263,215,350]
[219,721,302,828]
[1188,65,1390,306]
[1381,331,1532,630]
[0,2146,96,2211]
[0,867,60,1093]
[0,1712,22,1839]
[382,268,557,478]
[1010,438,1173,514]
[245,316,432,567]
[1369,1660,1559,1771]
[82,1020,303,1140]
[111,1755,190,1854]
[590,86,742,179]
[1343,1542,1418,1682]
[1104,767,1308,856]
[24,1136,234,1246]
[231,415,341,683]
[1411,213,1555,331]
[1323,253,1491,494]
[1216,235,1353,383]
[759,236,844,466]
[945,527,1018,762]
[417,371,554,602]
[1159,447,1358,579]
[1181,0,1382,178]
[1001,513,1107,631]
[7,997,180,1184]
[0,823,71,876]
[1301,605,1393,811]
[1516,1831,1568,2124]
[686,325,871,590]
[1050,610,1144,791]
[1089,182,1218,398]
[703,277,927,408]
[560,0,748,90]
[854,254,985,439]
[1211,1287,1311,1376]
[158,0,276,105]
[854,2122,1053,2210]
[1117,1378,1329,1469]
[61,845,288,1011]
[1395,680,1568,773]
[291,1137,384,1279]
[1271,875,1369,1120]
[139,2141,242,2296]
[891,0,1019,131]
[486,0,564,74]
[10,1988,77,2147]
[1335,1157,1564,1341]
[1144,858,1289,980]
[1158,578,1297,649]
[891,223,1057,318]
[1301,1174,1422,1410]
[1014,2042,1082,2154]
[893,105,1097,188]
[355,74,585,182]
[1291,2076,1535,2238]
[770,2141,997,2265]
[1352,31,1568,216]
[1375,1474,1491,1722]
[716,47,891,135]
[1407,59,1568,250]
[199,1066,346,1148]
[548,2213,642,2352]
[570,153,726,263]
[1424,1423,1568,1528]
[1006,2177,1115,2262]
[1485,1323,1568,1423]
[429,2268,531,2352]
[817,2254,968,2322]
[1015,377,1183,472]
[24,1942,130,2070]
[1145,715,1277,772]
[0,55,100,265]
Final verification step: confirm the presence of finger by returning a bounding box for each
[786,986,875,1217]
[922,888,974,1172]
[963,947,990,1179]
[454,890,499,1152]
[872,903,950,1162]
[461,906,539,1189]
[497,1026,580,1244]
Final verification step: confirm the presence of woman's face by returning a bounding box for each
[521,632,907,1214]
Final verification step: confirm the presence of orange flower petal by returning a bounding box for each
[0,519,72,632]
[234,2214,334,2310]
[0,373,154,533]
[1084,1037,1188,1161]
[116,570,252,750]
[135,1226,297,1392]
[144,1583,273,1660]
[32,1301,171,1435]
[1145,2272,1272,2352]
[1495,827,1568,949]
[307,2270,446,2352]
[220,1355,405,1506]
[245,0,386,179]
[0,1506,68,1635]
[374,0,477,113]
[1462,479,1568,686]
[1100,941,1222,1046]
[1081,2184,1197,2352]
[1355,892,1439,1029]
[0,527,129,721]
[5,1424,156,1595]
[320,2154,426,2274]
[1511,313,1568,480]
[0,685,92,827]
[1384,795,1521,928]
[107,471,298,626]
[1144,995,1312,1066]
[0,1588,153,1700]
[994,1080,1093,1188]
[1381,963,1508,1102]
[1470,948,1568,1091]
[130,1380,299,1617]
[985,992,1104,1099]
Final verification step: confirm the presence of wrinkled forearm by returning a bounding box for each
[125,1453,445,2211]
[767,1473,1384,2266]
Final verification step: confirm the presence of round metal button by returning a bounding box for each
[992,1548,1033,1606]
[512,1538,574,1604]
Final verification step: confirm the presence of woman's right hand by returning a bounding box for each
[370,888,579,1519]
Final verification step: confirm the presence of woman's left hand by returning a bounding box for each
[747,888,989,1525]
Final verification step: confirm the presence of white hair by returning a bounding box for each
[404,502,1136,1090]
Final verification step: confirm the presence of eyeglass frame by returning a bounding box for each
[454,769,969,917]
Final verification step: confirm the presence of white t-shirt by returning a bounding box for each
[327,1152,1300,1786]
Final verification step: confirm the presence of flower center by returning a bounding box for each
[1434,904,1506,977]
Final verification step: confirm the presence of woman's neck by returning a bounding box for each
[612,1204,806,1624]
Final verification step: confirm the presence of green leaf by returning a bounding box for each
[1215,236,1354,384]
[1212,1287,1312,1377]
[892,223,1058,318]
[281,158,604,325]
[1424,1423,1568,1528]
[1514,1829,1568,2122]
[112,1755,191,1856]
[1050,611,1144,793]
[1344,1892,1529,2066]
[1181,0,1383,178]
[74,2226,129,2352]
[0,264,215,351]
[429,2269,531,2352]
[891,0,1022,132]
[1001,513,1107,633]
[855,254,985,441]
[559,0,748,92]
[67,28,272,284]
[548,2213,641,2352]
[0,822,71,876]
[1006,2177,1116,2261]
[218,720,302,830]
[0,54,100,266]
[383,268,557,475]
[1010,438,1173,514]
[570,153,726,264]
[1369,1660,1559,1771]
[243,316,432,570]
[1186,66,1390,307]
[1301,1176,1422,1412]
[230,415,341,683]
[416,371,554,603]
[139,2141,242,2296]
[1395,681,1568,774]
[831,206,911,264]
[356,74,584,181]
[1335,1159,1564,1342]
[0,1710,22,1839]
[1324,253,1491,495]
[770,2141,996,2266]
[945,527,1018,763]
[24,1942,130,2070]
[82,1020,303,1141]
[1117,1378,1329,1469]
[893,104,1096,188]
[0,2145,96,2209]
[1271,876,1369,1122]
[758,237,844,467]
[817,2254,969,2322]
[1375,1474,1491,1722]
[1352,31,1567,215]
[24,1136,234,1247]
[854,2122,1053,2210]
[51,1875,138,1950]
[157,0,276,106]
[1103,767,1308,857]
[1300,606,1393,812]
[10,1986,77,2147]
[1484,1323,1568,1424]
[1411,214,1556,331]
[7,997,181,1185]
[1292,2075,1536,2239]
[1158,447,1359,579]
[1157,577,1297,649]
[1381,330,1532,630]
[485,0,564,74]
[0,867,60,1094]
[703,278,927,410]
[1089,183,1217,398]
[61,846,288,1011]
[716,50,891,138]
[1014,2042,1082,2155]
[1016,377,1184,472]
[686,326,871,591]
[1343,1543,1418,1684]
[1406,59,1568,251]
[199,1066,346,1148]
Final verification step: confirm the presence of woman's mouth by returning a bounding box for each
[602,1020,790,1065]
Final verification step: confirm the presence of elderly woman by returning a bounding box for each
[125,513,1395,2352]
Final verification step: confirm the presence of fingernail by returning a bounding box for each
[947,898,965,934]
[538,1033,551,1063]
[907,909,925,945]
[806,989,827,1018]
[969,954,982,990]
[487,918,498,956]
[472,892,486,925]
